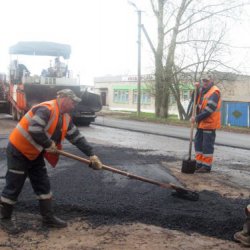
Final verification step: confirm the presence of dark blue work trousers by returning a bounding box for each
[194,129,216,170]
[1,143,51,204]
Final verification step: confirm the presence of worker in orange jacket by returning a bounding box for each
[0,89,102,233]
[191,74,221,173]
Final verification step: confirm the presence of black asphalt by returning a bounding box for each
[0,142,247,241]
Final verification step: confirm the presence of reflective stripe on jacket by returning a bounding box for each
[197,86,221,129]
[9,99,71,160]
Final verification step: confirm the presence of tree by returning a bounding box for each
[147,0,249,118]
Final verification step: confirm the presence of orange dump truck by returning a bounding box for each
[6,41,102,125]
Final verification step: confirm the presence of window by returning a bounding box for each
[113,90,129,103]
[182,90,190,101]
[133,90,151,104]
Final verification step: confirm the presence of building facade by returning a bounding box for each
[94,72,250,127]
[216,73,250,127]
[94,74,193,115]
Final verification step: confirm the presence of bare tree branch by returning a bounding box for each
[149,0,248,118]
[141,24,157,56]
[163,7,178,28]
[150,0,158,16]
[174,59,241,75]
[176,39,250,48]
[180,3,233,27]
[178,3,248,33]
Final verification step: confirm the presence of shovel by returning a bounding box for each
[56,149,199,201]
[181,86,197,174]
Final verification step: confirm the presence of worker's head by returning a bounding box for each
[57,89,81,113]
[201,73,213,88]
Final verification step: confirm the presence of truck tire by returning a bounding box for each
[0,102,9,114]
[80,121,91,126]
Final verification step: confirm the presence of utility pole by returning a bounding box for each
[128,1,142,116]
[137,10,141,116]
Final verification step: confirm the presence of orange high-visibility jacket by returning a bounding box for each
[9,99,70,160]
[197,86,221,129]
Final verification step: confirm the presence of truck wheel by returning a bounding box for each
[4,102,10,114]
[0,102,8,113]
[80,121,91,126]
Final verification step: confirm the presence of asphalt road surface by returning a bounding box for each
[0,142,247,240]
[0,116,249,242]
[94,116,250,150]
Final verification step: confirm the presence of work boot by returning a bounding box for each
[195,163,202,170]
[234,206,250,247]
[39,199,67,228]
[0,201,19,234]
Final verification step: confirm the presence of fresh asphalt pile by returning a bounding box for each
[0,143,248,241]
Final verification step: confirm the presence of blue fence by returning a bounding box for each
[221,101,250,127]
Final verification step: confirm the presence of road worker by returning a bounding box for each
[54,57,67,77]
[191,74,221,173]
[234,205,250,247]
[0,89,102,233]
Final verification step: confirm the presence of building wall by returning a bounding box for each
[217,74,250,102]
[94,75,192,115]
[94,73,250,127]
[214,73,250,127]
[94,76,156,113]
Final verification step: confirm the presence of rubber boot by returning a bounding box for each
[39,199,67,228]
[234,206,250,247]
[0,201,19,234]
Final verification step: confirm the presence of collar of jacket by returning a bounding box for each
[202,82,214,94]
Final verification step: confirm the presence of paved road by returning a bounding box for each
[94,116,250,150]
[0,117,248,240]
[0,113,249,149]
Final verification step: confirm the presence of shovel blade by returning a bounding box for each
[181,159,196,174]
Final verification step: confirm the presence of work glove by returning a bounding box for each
[89,155,102,170]
[45,141,58,154]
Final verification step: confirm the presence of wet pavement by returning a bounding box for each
[0,140,248,241]
[0,121,249,241]
[94,116,250,150]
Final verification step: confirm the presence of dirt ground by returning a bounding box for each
[168,163,250,200]
[0,162,248,250]
[0,116,249,250]
[0,220,242,250]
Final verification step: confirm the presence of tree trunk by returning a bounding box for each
[154,0,167,118]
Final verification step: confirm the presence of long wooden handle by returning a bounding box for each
[56,149,189,193]
[188,86,198,159]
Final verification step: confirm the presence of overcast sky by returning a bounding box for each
[1,0,250,85]
[0,0,151,85]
